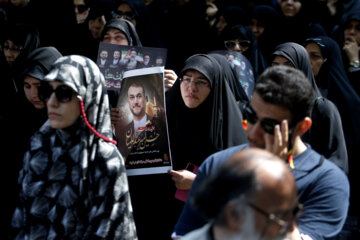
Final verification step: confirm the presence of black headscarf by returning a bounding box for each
[273,42,322,97]
[166,54,248,169]
[101,18,142,47]
[207,6,249,55]
[250,5,281,63]
[20,47,63,144]
[304,37,360,215]
[304,36,359,105]
[0,23,40,93]
[335,7,360,218]
[101,18,142,107]
[4,47,63,234]
[332,9,360,65]
[112,0,162,47]
[221,5,249,28]
[272,42,348,173]
[220,24,268,80]
[275,0,328,44]
[22,47,63,81]
[0,23,40,233]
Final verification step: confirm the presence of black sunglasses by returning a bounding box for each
[75,4,88,13]
[39,84,75,103]
[2,45,22,52]
[112,10,136,20]
[243,104,281,135]
[224,40,251,50]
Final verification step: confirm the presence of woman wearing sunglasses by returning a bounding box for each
[220,24,268,80]
[10,55,137,240]
[73,0,89,24]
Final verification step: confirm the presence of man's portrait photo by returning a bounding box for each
[114,67,172,175]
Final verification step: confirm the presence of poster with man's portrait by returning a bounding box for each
[96,42,167,91]
[114,66,172,176]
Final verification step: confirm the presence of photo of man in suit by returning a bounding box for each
[122,81,166,163]
[97,49,109,69]
[126,82,150,137]
[110,50,122,68]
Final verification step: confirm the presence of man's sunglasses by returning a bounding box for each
[39,84,75,103]
[243,104,281,135]
[74,4,88,13]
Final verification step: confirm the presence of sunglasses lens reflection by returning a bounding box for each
[243,106,280,134]
[224,40,250,50]
[240,41,250,48]
[225,41,236,49]
[39,85,74,103]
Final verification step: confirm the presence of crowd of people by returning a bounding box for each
[1,0,360,239]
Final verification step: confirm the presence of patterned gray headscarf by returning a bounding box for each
[11,55,137,239]
[42,55,114,161]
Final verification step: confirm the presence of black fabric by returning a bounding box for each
[156,53,248,240]
[23,0,79,56]
[166,53,248,170]
[327,12,360,218]
[221,5,249,26]
[331,8,360,97]
[0,24,40,237]
[273,42,321,97]
[206,5,249,52]
[302,0,339,35]
[164,0,211,72]
[22,47,62,80]
[304,37,360,169]
[272,42,348,173]
[113,0,162,48]
[0,23,40,94]
[275,0,328,45]
[19,46,63,150]
[102,18,142,47]
[332,9,360,48]
[16,46,60,143]
[250,4,281,63]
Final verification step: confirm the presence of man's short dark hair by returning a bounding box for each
[255,65,315,125]
[127,81,145,96]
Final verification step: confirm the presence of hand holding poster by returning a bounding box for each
[114,67,172,176]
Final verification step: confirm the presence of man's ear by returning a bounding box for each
[225,200,245,231]
[294,117,312,135]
